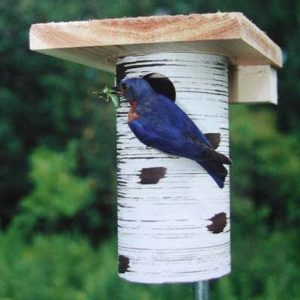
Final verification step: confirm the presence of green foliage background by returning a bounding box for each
[0,1,299,299]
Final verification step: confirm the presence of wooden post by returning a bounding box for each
[29,12,282,287]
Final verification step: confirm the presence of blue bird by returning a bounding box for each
[117,78,232,188]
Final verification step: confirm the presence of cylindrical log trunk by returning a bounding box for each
[116,52,230,284]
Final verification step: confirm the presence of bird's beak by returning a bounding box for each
[112,86,120,95]
[114,85,124,97]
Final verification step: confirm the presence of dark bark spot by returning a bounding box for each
[118,255,130,273]
[139,167,166,184]
[207,212,227,234]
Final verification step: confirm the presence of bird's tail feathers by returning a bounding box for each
[201,147,232,165]
[216,151,232,165]
[197,160,229,189]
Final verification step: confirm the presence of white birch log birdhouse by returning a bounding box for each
[30,13,282,284]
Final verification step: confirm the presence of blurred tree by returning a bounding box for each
[0,0,117,232]
[21,142,92,223]
[231,106,300,228]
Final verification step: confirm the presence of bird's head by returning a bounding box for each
[117,78,155,104]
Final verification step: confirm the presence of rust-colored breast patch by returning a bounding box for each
[128,100,139,123]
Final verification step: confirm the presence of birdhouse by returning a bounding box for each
[30,13,282,284]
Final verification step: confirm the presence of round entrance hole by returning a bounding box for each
[143,73,176,102]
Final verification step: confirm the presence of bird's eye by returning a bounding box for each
[120,82,128,91]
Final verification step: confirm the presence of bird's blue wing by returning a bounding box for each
[155,94,213,147]
[129,118,201,159]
